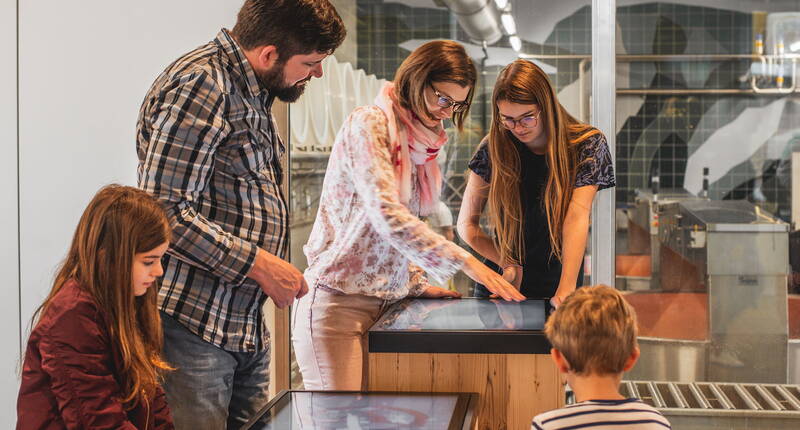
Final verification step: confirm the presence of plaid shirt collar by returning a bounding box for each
[215,28,266,100]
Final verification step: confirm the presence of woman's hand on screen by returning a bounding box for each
[462,256,525,302]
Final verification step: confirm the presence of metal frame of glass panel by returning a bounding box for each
[591,0,617,287]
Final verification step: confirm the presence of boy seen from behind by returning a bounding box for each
[532,285,671,429]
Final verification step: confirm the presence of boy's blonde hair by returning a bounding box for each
[544,285,638,375]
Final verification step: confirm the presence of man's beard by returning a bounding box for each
[257,63,309,103]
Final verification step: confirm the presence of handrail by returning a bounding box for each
[520,53,800,62]
[545,53,800,99]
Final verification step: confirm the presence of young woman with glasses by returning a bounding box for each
[457,59,615,307]
[292,40,524,391]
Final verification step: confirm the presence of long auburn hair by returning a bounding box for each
[393,40,477,130]
[31,185,172,409]
[488,60,599,263]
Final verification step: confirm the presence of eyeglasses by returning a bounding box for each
[498,112,540,130]
[430,85,469,113]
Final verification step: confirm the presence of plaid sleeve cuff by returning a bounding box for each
[216,237,258,286]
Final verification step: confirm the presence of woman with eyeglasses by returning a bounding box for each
[293,40,524,391]
[457,59,615,307]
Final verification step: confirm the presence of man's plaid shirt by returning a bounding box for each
[137,29,287,352]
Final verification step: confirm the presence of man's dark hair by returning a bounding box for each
[231,0,346,60]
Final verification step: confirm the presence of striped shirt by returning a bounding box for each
[532,398,671,430]
[137,29,287,352]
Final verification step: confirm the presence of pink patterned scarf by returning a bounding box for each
[374,82,447,216]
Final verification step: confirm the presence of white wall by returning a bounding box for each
[1,0,20,427]
[13,0,242,424]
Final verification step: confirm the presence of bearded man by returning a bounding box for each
[135,1,345,428]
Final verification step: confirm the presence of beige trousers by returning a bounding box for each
[291,286,394,390]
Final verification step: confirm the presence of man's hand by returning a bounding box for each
[247,248,308,308]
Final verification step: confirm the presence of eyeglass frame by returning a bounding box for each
[497,110,541,130]
[429,84,469,113]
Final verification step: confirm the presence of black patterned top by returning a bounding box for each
[467,129,615,298]
[468,130,615,190]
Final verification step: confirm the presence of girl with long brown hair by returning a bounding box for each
[293,40,524,391]
[457,59,615,307]
[17,185,174,429]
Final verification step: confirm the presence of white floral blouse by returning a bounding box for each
[303,106,471,300]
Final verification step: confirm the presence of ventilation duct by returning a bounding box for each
[434,0,503,45]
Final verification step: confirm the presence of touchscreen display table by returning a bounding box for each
[368,298,551,354]
[366,298,562,429]
[242,390,476,430]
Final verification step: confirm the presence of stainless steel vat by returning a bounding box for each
[627,337,708,382]
[657,200,790,383]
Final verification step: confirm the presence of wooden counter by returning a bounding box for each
[367,298,564,430]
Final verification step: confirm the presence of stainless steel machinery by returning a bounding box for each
[620,380,800,429]
[627,188,707,290]
[657,200,790,383]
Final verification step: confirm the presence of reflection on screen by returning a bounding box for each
[373,299,546,331]
[248,392,460,430]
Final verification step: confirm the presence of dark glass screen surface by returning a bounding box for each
[372,298,547,332]
[246,392,460,429]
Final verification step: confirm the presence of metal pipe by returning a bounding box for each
[578,58,589,122]
[436,0,502,45]
[667,383,689,409]
[527,53,799,94]
[627,381,642,399]
[751,58,798,94]
[647,382,666,408]
[775,385,800,410]
[520,53,800,62]
[518,53,589,60]
[732,384,762,411]
[752,384,785,411]
[617,88,769,95]
[706,383,735,410]
[480,40,489,133]
[620,54,762,62]
[689,383,713,409]
[621,381,636,399]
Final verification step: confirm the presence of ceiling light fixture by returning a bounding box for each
[501,13,516,35]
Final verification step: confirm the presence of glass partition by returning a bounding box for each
[614,1,800,395]
[288,0,594,389]
[284,0,800,425]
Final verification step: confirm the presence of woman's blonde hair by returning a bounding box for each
[393,40,477,130]
[544,285,638,375]
[32,185,172,409]
[487,59,599,264]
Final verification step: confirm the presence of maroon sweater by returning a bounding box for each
[17,281,173,429]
